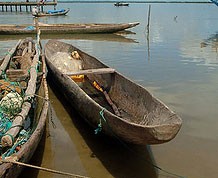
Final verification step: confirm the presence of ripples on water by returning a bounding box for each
[1,2,218,178]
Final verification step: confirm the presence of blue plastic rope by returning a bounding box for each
[94,108,106,134]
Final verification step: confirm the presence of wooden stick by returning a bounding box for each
[92,81,121,117]
[22,47,28,56]
[0,40,21,76]
[146,5,151,34]
[2,159,90,178]
[28,41,32,54]
[103,91,121,117]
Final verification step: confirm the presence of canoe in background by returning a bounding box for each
[45,40,182,145]
[0,38,49,177]
[0,22,140,35]
[32,8,70,17]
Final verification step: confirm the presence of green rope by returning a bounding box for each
[0,113,12,137]
[94,108,106,134]
[2,129,31,159]
[5,51,12,57]
[1,72,8,81]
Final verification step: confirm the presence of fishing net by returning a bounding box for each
[50,52,82,73]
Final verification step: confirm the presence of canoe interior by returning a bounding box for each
[45,40,181,127]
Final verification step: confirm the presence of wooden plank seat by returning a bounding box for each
[65,68,115,76]
[6,69,43,82]
[6,69,28,81]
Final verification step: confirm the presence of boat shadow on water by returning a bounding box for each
[45,78,158,178]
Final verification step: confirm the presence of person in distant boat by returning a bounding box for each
[32,6,39,16]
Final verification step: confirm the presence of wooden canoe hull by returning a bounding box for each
[0,22,139,35]
[45,40,182,145]
[33,8,70,17]
[0,40,49,177]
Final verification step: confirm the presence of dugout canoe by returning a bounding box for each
[44,40,182,145]
[32,8,70,17]
[0,38,49,177]
[0,22,139,35]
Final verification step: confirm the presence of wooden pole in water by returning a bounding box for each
[146,5,151,61]
[146,4,151,34]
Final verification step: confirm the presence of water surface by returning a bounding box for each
[1,2,218,178]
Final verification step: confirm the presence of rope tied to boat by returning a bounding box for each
[0,71,7,80]
[1,129,31,159]
[4,52,13,58]
[0,114,12,134]
[94,108,106,134]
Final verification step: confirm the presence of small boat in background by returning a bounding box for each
[32,8,70,17]
[114,2,129,6]
[45,40,182,145]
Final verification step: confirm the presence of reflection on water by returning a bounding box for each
[0,33,138,43]
[47,79,157,178]
[201,33,218,53]
[180,32,218,68]
[21,83,157,178]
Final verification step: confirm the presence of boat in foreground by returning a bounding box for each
[32,8,70,17]
[0,38,49,177]
[0,22,139,35]
[45,40,182,145]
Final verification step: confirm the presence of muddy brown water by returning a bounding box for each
[20,83,157,178]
